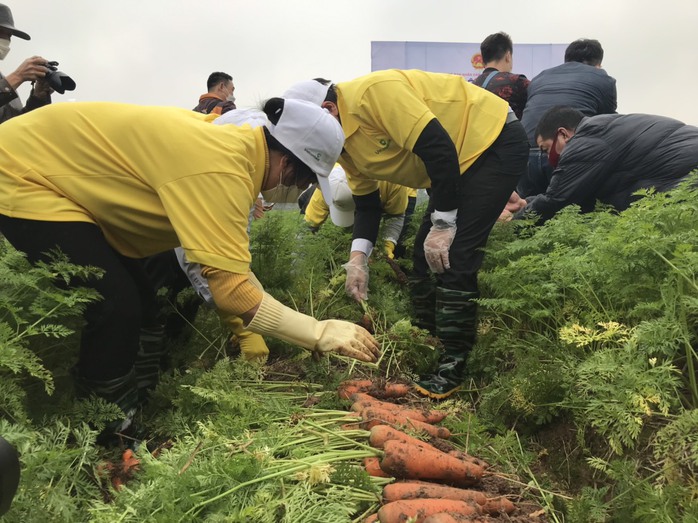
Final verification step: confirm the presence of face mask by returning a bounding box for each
[546,131,563,169]
[260,183,305,204]
[0,39,10,61]
[226,94,236,103]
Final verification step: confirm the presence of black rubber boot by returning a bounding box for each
[409,275,437,335]
[414,288,479,400]
[73,367,139,440]
[135,324,167,402]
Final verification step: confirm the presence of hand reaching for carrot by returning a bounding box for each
[314,320,381,362]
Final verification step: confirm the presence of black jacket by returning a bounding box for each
[521,114,698,222]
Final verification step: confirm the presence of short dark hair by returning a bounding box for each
[207,72,233,91]
[262,97,317,186]
[564,39,604,66]
[480,32,513,64]
[535,106,584,141]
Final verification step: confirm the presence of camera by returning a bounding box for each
[45,61,76,94]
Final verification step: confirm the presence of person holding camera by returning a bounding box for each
[0,3,53,123]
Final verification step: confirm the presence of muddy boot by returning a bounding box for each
[409,275,437,335]
[414,288,479,400]
[73,367,139,440]
[135,324,167,402]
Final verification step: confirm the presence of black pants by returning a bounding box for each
[412,120,529,293]
[0,216,158,381]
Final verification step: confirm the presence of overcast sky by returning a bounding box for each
[6,1,698,124]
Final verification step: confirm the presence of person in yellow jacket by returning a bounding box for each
[304,163,409,259]
[283,71,528,399]
[0,98,379,437]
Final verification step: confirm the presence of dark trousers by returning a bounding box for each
[413,120,529,293]
[517,148,553,199]
[0,216,157,381]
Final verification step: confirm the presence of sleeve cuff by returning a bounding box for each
[351,238,374,257]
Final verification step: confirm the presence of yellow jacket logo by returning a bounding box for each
[375,138,391,154]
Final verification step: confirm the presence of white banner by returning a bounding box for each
[371,41,567,83]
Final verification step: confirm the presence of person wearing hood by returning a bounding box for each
[0,3,52,123]
[193,71,237,116]
[0,98,379,438]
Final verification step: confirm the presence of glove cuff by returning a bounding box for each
[246,293,321,351]
[431,209,458,227]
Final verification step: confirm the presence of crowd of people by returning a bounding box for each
[1,0,698,446]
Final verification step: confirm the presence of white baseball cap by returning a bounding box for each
[319,164,355,227]
[213,107,269,127]
[282,80,331,106]
[268,98,343,177]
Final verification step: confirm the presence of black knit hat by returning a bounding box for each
[0,4,30,40]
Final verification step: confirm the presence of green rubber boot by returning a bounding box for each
[409,275,437,335]
[73,367,139,436]
[135,324,167,402]
[414,288,479,400]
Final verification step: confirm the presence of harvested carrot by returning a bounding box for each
[448,450,489,469]
[340,422,361,430]
[360,408,451,439]
[483,496,516,516]
[382,481,487,505]
[382,481,515,515]
[363,456,391,478]
[380,440,484,487]
[422,513,489,523]
[377,499,480,523]
[369,425,439,452]
[338,379,374,399]
[380,383,411,398]
[351,398,448,425]
[363,514,379,523]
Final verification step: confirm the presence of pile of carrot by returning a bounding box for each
[337,380,516,522]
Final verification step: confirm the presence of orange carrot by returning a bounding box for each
[380,383,411,398]
[363,514,379,523]
[423,513,489,523]
[382,481,515,515]
[338,385,360,400]
[448,450,489,470]
[360,408,451,439]
[377,499,480,523]
[363,456,391,478]
[382,481,488,505]
[351,398,447,425]
[338,379,374,399]
[340,422,361,431]
[380,440,484,487]
[369,425,439,452]
[483,496,516,516]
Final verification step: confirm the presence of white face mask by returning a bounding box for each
[226,93,236,103]
[0,38,10,61]
[260,183,305,204]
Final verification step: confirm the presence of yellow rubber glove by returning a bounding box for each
[227,315,269,364]
[246,293,380,362]
[384,240,396,259]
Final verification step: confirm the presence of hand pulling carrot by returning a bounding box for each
[360,408,451,439]
[380,440,484,487]
[377,499,480,523]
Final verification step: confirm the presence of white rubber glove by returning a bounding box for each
[246,293,380,362]
[343,254,369,302]
[423,211,457,274]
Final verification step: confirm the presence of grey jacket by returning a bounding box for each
[0,71,50,124]
[521,62,617,145]
[521,114,698,222]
